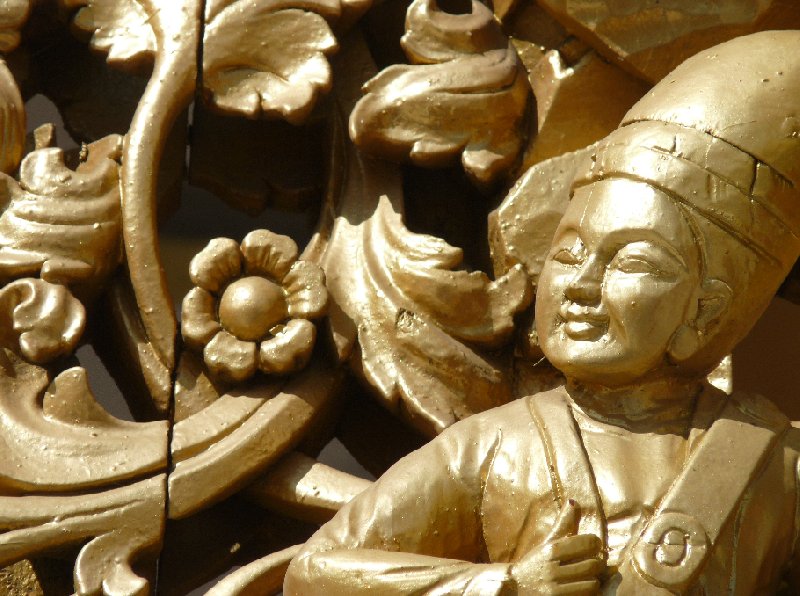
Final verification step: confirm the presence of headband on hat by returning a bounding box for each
[570,30,800,272]
[573,120,800,269]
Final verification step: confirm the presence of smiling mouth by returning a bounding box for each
[563,319,607,340]
[560,306,608,340]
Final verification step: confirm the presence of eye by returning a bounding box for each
[610,255,662,275]
[608,240,684,278]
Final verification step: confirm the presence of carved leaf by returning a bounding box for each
[0,0,30,53]
[318,35,534,437]
[353,197,531,436]
[68,0,157,69]
[202,0,369,124]
[0,279,85,363]
[368,197,530,346]
[0,134,123,290]
[0,476,166,596]
[349,0,530,185]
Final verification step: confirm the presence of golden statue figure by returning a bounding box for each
[284,30,800,594]
[4,0,800,591]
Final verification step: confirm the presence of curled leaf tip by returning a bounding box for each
[349,0,530,186]
[2,278,86,363]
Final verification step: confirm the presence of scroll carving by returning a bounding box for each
[0,134,123,292]
[1,278,85,363]
[350,0,530,185]
[201,0,368,123]
[0,0,798,594]
[69,0,158,70]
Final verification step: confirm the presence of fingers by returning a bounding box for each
[545,499,580,542]
[550,558,605,582]
[547,534,602,563]
[550,580,601,595]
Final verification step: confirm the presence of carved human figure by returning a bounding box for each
[284,31,800,594]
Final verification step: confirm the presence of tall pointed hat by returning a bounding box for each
[574,30,800,271]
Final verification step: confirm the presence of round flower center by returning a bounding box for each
[218,276,286,341]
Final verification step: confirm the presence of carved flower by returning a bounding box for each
[181,230,327,383]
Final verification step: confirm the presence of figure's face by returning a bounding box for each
[535,178,702,386]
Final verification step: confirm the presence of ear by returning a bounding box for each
[668,279,732,363]
[694,278,732,334]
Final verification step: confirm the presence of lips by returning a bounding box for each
[559,304,608,340]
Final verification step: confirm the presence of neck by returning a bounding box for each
[565,375,703,433]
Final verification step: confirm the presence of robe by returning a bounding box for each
[285,385,800,594]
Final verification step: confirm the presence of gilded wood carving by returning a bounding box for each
[0,1,798,594]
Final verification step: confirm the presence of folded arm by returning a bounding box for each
[284,413,505,594]
[286,549,513,595]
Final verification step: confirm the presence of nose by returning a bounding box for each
[564,256,602,304]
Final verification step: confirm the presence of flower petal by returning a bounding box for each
[241,229,298,281]
[283,260,328,319]
[181,287,220,350]
[190,237,242,293]
[204,330,256,383]
[259,318,316,375]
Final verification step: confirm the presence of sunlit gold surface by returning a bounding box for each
[285,31,800,594]
[218,277,286,341]
[0,0,799,594]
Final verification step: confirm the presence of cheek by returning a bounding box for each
[603,275,692,336]
[535,263,568,328]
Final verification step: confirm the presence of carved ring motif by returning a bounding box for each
[633,511,709,589]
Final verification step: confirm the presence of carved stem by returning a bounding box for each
[121,0,202,376]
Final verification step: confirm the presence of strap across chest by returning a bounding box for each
[527,387,788,594]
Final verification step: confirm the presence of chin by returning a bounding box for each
[543,335,662,387]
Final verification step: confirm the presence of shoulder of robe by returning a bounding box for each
[729,391,790,429]
[727,391,799,466]
[435,392,547,444]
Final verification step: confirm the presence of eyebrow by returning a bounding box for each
[551,219,692,272]
[603,229,690,270]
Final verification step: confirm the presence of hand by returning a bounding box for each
[509,499,605,595]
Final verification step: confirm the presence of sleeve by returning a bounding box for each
[283,414,514,595]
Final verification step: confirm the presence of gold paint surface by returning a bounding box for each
[286,30,800,595]
[0,2,798,594]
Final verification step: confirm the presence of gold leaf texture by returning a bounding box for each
[349,0,530,185]
[202,0,370,124]
[68,0,157,70]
